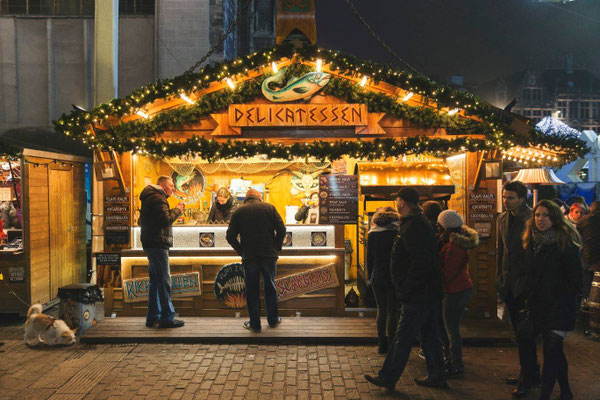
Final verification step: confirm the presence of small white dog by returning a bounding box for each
[24,304,76,346]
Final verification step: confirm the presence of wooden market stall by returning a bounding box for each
[52,1,588,321]
[0,128,91,316]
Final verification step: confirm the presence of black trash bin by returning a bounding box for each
[57,283,103,335]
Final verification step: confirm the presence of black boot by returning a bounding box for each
[378,337,388,354]
[539,332,566,400]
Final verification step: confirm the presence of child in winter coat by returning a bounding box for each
[437,210,479,377]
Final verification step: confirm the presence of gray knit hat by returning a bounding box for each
[437,210,463,230]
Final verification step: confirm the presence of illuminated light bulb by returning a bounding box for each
[271,62,278,73]
[402,92,414,102]
[448,108,460,116]
[136,110,149,119]
[226,78,235,89]
[360,76,368,87]
[316,59,322,72]
[180,94,194,104]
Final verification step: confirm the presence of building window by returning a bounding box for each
[223,0,238,60]
[568,101,580,120]
[522,88,542,104]
[592,102,600,120]
[543,110,552,117]
[254,0,275,34]
[0,0,154,16]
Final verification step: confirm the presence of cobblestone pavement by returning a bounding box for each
[1,325,600,400]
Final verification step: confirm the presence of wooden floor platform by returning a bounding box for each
[80,317,513,345]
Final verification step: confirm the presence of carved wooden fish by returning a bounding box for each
[262,69,331,102]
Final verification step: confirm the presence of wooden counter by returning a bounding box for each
[106,248,347,317]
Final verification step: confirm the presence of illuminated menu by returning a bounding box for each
[318,175,358,225]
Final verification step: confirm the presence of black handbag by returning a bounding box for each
[516,307,535,341]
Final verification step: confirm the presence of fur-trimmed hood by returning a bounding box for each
[372,210,400,227]
[448,226,479,249]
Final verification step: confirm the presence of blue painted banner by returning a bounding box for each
[122,272,201,303]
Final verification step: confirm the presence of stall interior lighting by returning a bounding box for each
[402,92,414,102]
[316,59,322,72]
[136,110,149,119]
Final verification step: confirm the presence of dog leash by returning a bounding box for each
[1,279,30,308]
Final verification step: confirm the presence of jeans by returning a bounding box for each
[505,292,540,384]
[378,302,446,384]
[243,257,279,330]
[372,285,398,343]
[441,288,473,370]
[144,247,175,324]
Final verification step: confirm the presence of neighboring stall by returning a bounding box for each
[0,129,91,316]
[53,2,588,319]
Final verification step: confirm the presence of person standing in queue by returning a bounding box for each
[139,176,185,328]
[366,206,401,354]
[226,188,286,332]
[522,200,581,400]
[207,187,238,224]
[365,187,446,391]
[497,180,540,397]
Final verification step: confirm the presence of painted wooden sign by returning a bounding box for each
[104,195,130,245]
[210,104,384,135]
[276,264,339,303]
[123,272,201,303]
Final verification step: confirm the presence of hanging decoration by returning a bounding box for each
[51,43,589,164]
[261,67,331,102]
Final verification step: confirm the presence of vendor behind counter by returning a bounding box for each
[206,187,239,224]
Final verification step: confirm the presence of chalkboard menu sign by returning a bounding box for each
[104,195,130,245]
[318,175,358,225]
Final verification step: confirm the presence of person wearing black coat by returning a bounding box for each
[139,176,185,328]
[207,187,238,223]
[523,200,582,400]
[226,189,286,332]
[365,188,446,391]
[366,207,400,354]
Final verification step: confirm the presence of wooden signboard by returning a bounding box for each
[104,195,130,245]
[276,264,339,303]
[318,175,359,225]
[123,272,202,303]
[469,192,496,239]
[210,104,384,135]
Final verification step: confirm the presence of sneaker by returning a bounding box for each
[158,319,185,328]
[414,376,448,388]
[145,318,159,328]
[445,367,465,379]
[243,321,262,333]
[269,317,282,328]
[364,374,395,391]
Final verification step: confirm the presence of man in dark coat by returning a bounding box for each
[365,187,446,390]
[139,176,185,328]
[497,180,539,396]
[226,188,286,332]
[578,201,600,299]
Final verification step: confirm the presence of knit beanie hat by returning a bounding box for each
[437,210,463,230]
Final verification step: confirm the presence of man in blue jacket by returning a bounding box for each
[139,176,185,328]
[226,189,286,332]
[365,187,446,391]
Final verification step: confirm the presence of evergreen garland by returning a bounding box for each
[52,43,589,163]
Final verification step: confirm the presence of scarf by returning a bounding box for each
[368,222,400,233]
[216,196,233,211]
[532,228,557,255]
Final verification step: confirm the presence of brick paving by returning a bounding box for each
[1,323,600,400]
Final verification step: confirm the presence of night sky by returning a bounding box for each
[314,0,600,85]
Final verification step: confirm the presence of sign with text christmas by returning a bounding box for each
[210,104,384,135]
[318,175,358,225]
[276,264,339,303]
[123,272,201,303]
[104,195,130,245]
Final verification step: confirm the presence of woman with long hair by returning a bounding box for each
[522,199,581,400]
[366,206,400,354]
